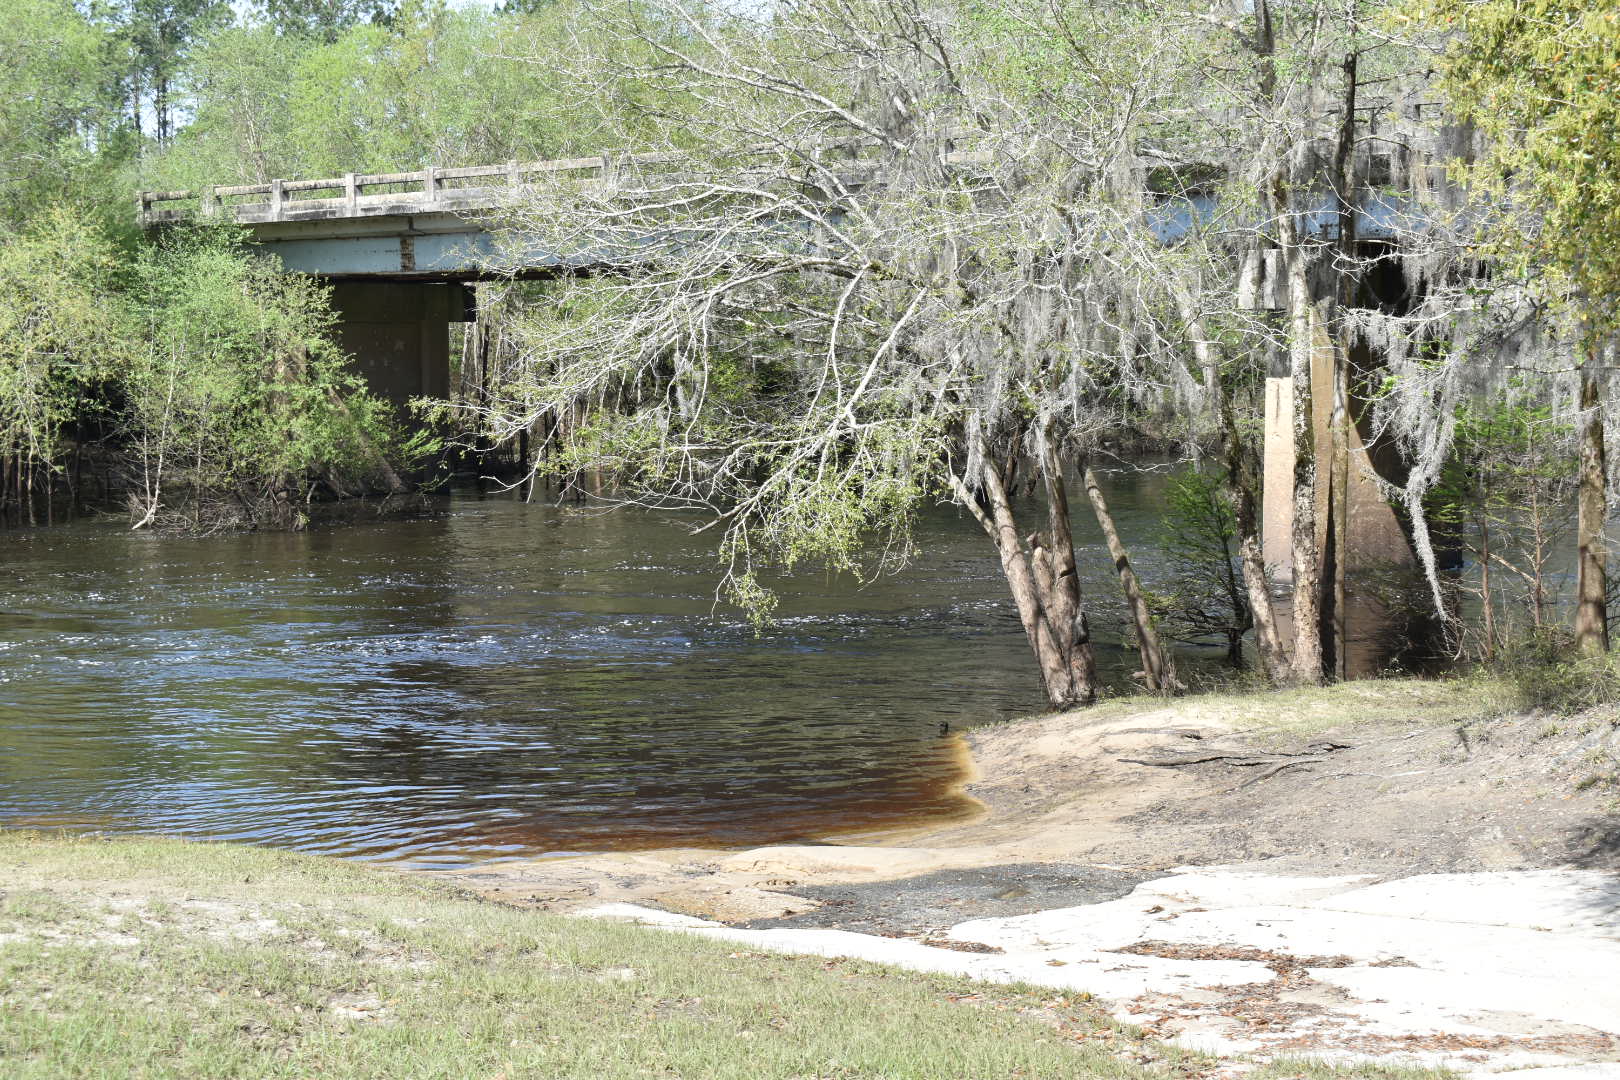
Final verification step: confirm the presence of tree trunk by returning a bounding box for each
[1323,49,1358,682]
[949,448,1096,710]
[1479,516,1496,661]
[1037,440,1100,701]
[1079,454,1182,693]
[1283,246,1325,686]
[1218,529,1251,669]
[1325,335,1351,681]
[1172,279,1287,680]
[984,456,1093,709]
[1575,343,1609,654]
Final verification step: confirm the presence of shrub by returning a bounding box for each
[123,226,430,530]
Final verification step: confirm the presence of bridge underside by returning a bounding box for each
[327,281,469,405]
[253,212,578,282]
[251,214,548,409]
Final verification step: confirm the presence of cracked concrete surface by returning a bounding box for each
[581,864,1620,1077]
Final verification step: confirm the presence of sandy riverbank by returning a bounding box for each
[446,678,1620,1074]
[447,679,1618,924]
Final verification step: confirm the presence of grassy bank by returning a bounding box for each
[1046,667,1619,742]
[0,832,1452,1079]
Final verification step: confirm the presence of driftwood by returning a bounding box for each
[1119,740,1351,770]
[1233,759,1323,788]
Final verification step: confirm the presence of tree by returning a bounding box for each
[147,4,628,191]
[1153,469,1254,669]
[0,209,124,523]
[256,0,395,41]
[1431,391,1575,657]
[123,227,423,529]
[461,0,1235,708]
[0,0,124,225]
[150,23,303,185]
[1233,0,1424,684]
[1413,0,1620,654]
[118,0,231,144]
[1066,0,1452,684]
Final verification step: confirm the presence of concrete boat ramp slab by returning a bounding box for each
[579,864,1620,1076]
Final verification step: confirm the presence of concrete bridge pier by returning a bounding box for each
[1261,306,1420,677]
[327,282,472,406]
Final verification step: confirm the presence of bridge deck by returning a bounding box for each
[134,139,942,228]
[137,145,1403,283]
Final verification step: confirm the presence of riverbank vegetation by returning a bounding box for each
[0,213,417,528]
[2,0,1619,700]
[462,0,1620,701]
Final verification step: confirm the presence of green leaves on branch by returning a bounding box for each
[124,227,425,528]
[1149,468,1253,667]
[148,1,663,192]
[0,218,420,529]
[1412,0,1620,328]
[0,0,127,227]
[0,210,123,476]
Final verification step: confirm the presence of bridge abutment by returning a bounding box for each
[327,282,470,406]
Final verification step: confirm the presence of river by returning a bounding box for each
[0,469,1194,868]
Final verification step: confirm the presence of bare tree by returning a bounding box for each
[456,0,1585,698]
[454,0,1239,708]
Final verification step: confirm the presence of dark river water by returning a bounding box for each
[0,472,1186,869]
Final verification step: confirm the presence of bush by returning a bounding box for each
[1478,627,1620,714]
[0,209,123,523]
[123,226,431,530]
[1151,468,1252,668]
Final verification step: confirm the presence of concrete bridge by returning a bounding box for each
[138,157,648,402]
[137,150,1409,408]
[136,155,646,276]
[137,148,956,401]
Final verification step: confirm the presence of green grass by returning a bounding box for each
[0,832,1453,1079]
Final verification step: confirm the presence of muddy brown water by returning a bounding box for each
[0,474,1196,869]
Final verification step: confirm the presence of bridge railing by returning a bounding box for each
[137,152,677,226]
[135,137,992,227]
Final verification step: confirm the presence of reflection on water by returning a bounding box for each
[0,471,1188,868]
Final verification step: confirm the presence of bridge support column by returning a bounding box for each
[1261,324,1417,676]
[327,282,470,406]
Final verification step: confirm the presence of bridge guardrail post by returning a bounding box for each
[344,173,358,215]
[424,166,439,205]
[201,186,218,219]
[270,179,285,221]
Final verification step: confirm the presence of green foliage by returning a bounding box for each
[255,0,396,41]
[0,209,124,482]
[1431,392,1573,529]
[1151,468,1252,666]
[1430,390,1574,646]
[118,0,233,141]
[143,23,305,185]
[1411,0,1620,330]
[1478,626,1620,713]
[0,0,128,226]
[123,227,424,528]
[0,215,419,528]
[148,2,661,190]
